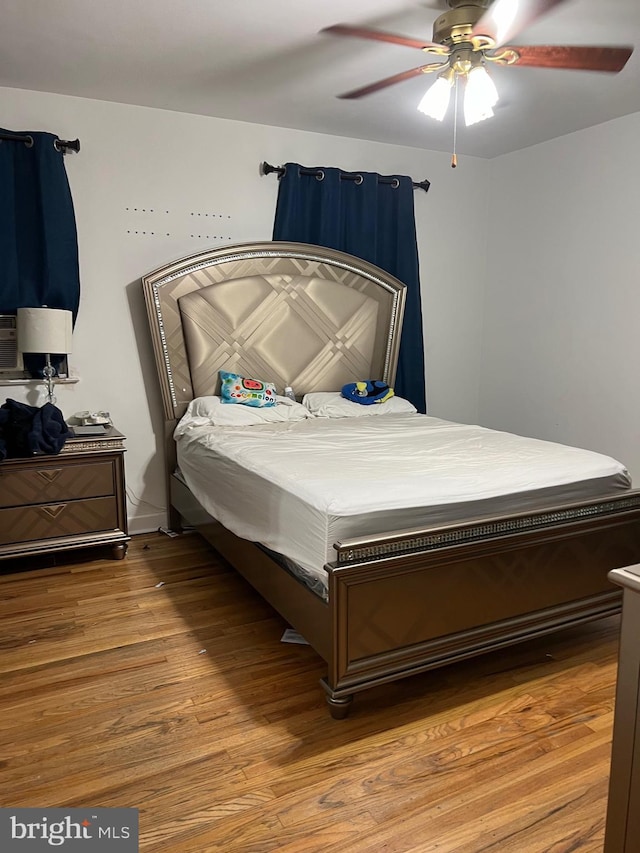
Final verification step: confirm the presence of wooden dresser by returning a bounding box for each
[604,564,640,853]
[0,426,129,561]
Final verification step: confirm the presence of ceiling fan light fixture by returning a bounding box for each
[417,68,454,121]
[464,65,499,126]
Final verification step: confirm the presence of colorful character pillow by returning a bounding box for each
[219,370,277,407]
[341,380,395,405]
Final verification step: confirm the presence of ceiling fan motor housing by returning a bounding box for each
[433,3,487,47]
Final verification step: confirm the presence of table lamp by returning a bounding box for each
[17,307,73,405]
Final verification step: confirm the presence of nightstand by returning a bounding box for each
[0,426,129,561]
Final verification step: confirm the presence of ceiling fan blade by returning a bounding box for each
[337,63,446,99]
[505,44,633,72]
[321,24,442,52]
[472,0,569,48]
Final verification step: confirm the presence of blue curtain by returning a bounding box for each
[0,128,80,373]
[272,163,426,413]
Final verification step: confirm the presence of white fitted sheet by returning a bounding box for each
[175,413,631,595]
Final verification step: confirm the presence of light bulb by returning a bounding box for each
[417,75,453,122]
[464,66,499,126]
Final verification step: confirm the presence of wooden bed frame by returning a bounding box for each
[143,241,640,718]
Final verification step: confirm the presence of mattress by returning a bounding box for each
[174,413,631,597]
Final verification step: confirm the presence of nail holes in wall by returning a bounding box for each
[125,206,234,240]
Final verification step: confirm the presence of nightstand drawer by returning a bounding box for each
[0,497,118,544]
[0,460,115,508]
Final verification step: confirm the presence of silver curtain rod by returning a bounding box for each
[261,161,430,193]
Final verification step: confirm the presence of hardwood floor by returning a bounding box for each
[0,532,621,852]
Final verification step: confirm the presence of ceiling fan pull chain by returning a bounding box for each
[451,76,459,169]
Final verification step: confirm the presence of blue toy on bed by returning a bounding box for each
[341,380,394,405]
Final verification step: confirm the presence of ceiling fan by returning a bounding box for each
[321,0,633,139]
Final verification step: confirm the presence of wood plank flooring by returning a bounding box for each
[0,532,621,852]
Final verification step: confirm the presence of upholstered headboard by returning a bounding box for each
[142,241,406,421]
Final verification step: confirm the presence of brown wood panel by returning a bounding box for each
[0,531,622,852]
[604,566,640,853]
[342,525,629,661]
[0,459,115,507]
[0,496,118,544]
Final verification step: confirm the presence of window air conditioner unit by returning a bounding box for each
[0,314,25,375]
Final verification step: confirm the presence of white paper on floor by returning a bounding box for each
[280,628,310,645]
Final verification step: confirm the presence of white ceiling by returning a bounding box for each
[1,0,640,159]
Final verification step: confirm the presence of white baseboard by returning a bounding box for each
[127,510,167,536]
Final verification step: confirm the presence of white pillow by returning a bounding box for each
[175,395,312,436]
[302,391,417,419]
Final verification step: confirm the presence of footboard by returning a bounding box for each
[322,493,640,718]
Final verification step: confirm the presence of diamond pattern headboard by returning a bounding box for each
[142,242,406,421]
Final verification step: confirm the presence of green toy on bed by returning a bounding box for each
[341,380,394,405]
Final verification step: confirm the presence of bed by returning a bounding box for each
[143,241,640,718]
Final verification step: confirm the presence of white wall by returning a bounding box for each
[481,111,640,481]
[0,87,490,532]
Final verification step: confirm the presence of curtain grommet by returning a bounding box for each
[391,178,400,189]
[354,174,364,185]
[24,135,34,149]
[315,170,325,182]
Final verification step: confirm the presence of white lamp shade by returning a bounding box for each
[464,67,499,126]
[17,307,73,355]
[417,75,452,121]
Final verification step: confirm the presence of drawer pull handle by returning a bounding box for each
[39,504,67,519]
[37,469,63,484]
